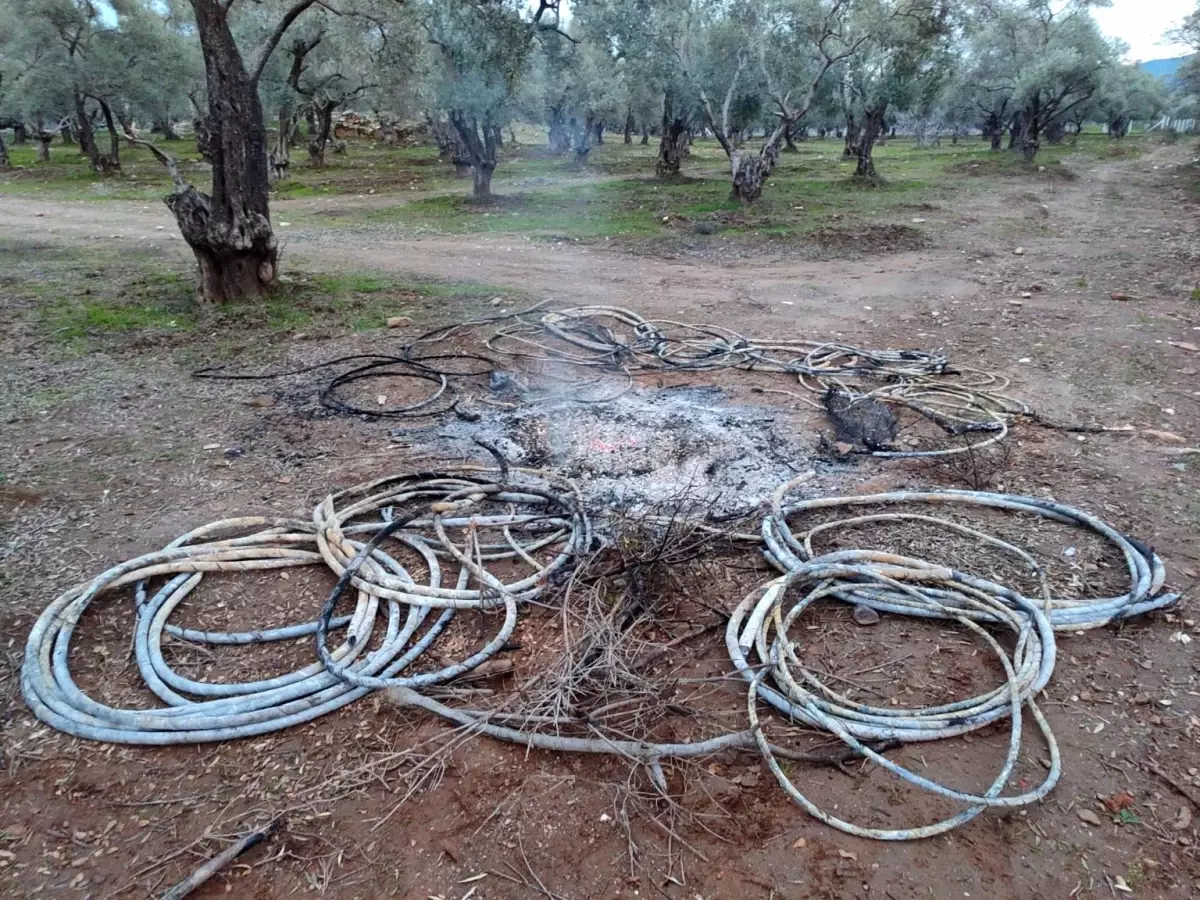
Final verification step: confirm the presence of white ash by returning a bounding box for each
[416,385,828,514]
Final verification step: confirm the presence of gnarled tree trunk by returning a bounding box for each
[1044,118,1064,145]
[171,0,279,303]
[623,108,634,144]
[97,97,121,172]
[547,104,571,154]
[854,104,886,179]
[1108,117,1129,139]
[269,105,292,182]
[450,110,499,200]
[308,100,334,166]
[729,143,780,203]
[842,113,860,159]
[74,93,104,171]
[574,114,595,166]
[783,121,799,153]
[153,119,181,141]
[0,129,9,169]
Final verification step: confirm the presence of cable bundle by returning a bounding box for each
[21,468,589,745]
[762,476,1178,630]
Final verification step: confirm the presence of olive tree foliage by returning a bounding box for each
[534,35,626,160]
[960,0,1115,162]
[0,0,197,172]
[1167,5,1200,113]
[419,0,573,199]
[833,0,953,177]
[574,0,706,177]
[1092,63,1167,136]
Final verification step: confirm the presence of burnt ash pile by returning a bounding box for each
[418,384,821,513]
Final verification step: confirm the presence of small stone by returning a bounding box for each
[244,395,274,408]
[1014,247,1025,255]
[3,824,26,839]
[911,217,926,223]
[599,813,612,823]
[386,316,412,328]
[490,297,503,306]
[203,443,220,450]
[1020,291,1032,299]
[791,837,807,849]
[376,394,388,406]
[1173,806,1192,831]
[1144,430,1186,444]
[1077,808,1102,826]
[277,475,293,484]
[852,605,881,626]
[1111,291,1132,301]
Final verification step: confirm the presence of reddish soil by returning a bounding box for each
[1,143,1199,899]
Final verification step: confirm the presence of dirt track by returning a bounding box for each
[2,143,1200,899]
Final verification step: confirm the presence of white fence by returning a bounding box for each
[1145,115,1199,133]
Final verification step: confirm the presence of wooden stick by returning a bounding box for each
[1144,761,1200,810]
[158,819,281,900]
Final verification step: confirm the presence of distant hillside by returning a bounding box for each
[1140,56,1190,82]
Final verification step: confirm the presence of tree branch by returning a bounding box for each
[121,130,190,193]
[251,0,321,87]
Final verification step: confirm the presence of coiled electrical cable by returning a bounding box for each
[728,560,1060,839]
[21,468,590,745]
[763,477,1178,630]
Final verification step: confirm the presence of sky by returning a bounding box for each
[1091,0,1194,61]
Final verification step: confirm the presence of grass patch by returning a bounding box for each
[0,237,524,352]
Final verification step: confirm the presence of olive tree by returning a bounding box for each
[422,0,572,199]
[964,0,1114,163]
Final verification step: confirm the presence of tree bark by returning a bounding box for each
[153,119,181,141]
[34,115,52,161]
[842,113,860,159]
[593,120,603,145]
[854,104,886,179]
[0,128,9,168]
[547,104,571,154]
[61,119,76,146]
[574,114,595,165]
[729,143,780,203]
[269,105,291,182]
[624,108,634,144]
[97,97,121,171]
[471,163,493,199]
[783,121,798,153]
[74,93,104,171]
[640,125,649,145]
[1011,104,1039,163]
[1044,118,1064,145]
[308,100,333,166]
[1108,117,1128,139]
[12,122,27,144]
[173,0,279,303]
[449,110,500,200]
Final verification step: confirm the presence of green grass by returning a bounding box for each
[0,237,526,352]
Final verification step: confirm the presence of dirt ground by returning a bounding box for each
[2,141,1200,900]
